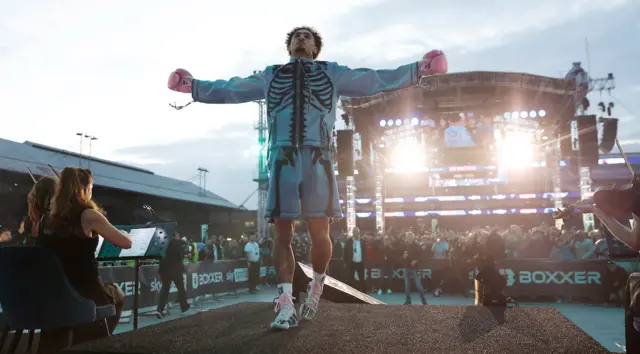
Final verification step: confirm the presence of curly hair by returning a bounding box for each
[285,26,323,59]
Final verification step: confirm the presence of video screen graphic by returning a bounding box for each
[438,113,494,149]
[97,222,176,260]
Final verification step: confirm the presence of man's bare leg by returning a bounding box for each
[273,219,295,288]
[307,218,332,275]
[299,218,332,320]
[270,219,298,330]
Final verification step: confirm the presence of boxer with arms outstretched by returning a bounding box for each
[167,26,448,330]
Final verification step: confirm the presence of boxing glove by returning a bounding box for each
[167,68,194,93]
[418,50,448,76]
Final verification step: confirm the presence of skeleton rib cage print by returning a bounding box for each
[267,60,334,149]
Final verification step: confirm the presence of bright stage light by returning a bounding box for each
[411,117,419,126]
[498,131,535,169]
[395,119,402,126]
[380,120,386,127]
[539,110,546,117]
[390,140,424,170]
[387,119,393,126]
[529,110,537,118]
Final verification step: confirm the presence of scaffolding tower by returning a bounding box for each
[345,128,357,237]
[566,63,616,231]
[253,95,269,240]
[374,151,385,233]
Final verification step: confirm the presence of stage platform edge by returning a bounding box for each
[64,301,611,354]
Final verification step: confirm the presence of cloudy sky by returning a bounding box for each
[1,0,638,209]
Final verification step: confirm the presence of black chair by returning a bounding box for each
[0,247,115,353]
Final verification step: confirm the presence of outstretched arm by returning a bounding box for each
[333,50,447,98]
[333,62,419,98]
[192,70,267,104]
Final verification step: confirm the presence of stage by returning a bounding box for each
[2,290,624,353]
[62,299,610,354]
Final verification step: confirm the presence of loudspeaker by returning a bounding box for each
[293,262,383,305]
[599,117,618,153]
[577,115,599,168]
[558,120,573,158]
[336,130,354,176]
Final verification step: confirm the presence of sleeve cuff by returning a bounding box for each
[191,79,199,102]
[412,62,419,85]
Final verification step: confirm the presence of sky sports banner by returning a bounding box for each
[98,260,276,311]
[328,259,608,301]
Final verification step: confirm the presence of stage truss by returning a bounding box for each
[339,66,613,229]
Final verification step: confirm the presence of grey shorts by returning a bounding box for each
[265,147,342,221]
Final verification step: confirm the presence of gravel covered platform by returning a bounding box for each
[64,301,611,354]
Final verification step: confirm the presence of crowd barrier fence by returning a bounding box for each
[97,258,632,311]
[3,258,635,315]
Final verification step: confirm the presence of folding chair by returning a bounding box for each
[0,247,115,353]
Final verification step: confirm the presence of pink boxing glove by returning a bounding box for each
[418,50,448,76]
[167,68,194,93]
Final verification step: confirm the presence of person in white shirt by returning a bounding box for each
[244,234,261,294]
[343,227,366,293]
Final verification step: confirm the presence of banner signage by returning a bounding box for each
[329,259,608,301]
[98,260,276,310]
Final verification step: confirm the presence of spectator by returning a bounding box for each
[343,227,366,293]
[431,237,449,259]
[402,232,427,305]
[549,238,575,261]
[377,236,395,295]
[573,231,596,259]
[156,232,191,318]
[244,234,261,294]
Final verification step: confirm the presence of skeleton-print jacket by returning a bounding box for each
[192,57,419,149]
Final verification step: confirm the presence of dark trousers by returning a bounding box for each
[248,261,261,291]
[156,271,188,313]
[348,262,366,293]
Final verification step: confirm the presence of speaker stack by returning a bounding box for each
[576,115,599,168]
[336,130,354,176]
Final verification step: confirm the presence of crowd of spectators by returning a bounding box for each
[331,221,609,264]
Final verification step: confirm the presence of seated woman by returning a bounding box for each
[38,167,132,352]
[26,176,57,246]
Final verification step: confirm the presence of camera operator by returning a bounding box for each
[473,229,508,305]
[156,232,191,318]
[484,229,506,262]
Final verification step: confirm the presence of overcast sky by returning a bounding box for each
[2,0,638,209]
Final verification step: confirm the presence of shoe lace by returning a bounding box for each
[273,292,295,313]
[306,281,323,306]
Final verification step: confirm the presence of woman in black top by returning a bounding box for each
[38,167,132,352]
[26,176,57,246]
